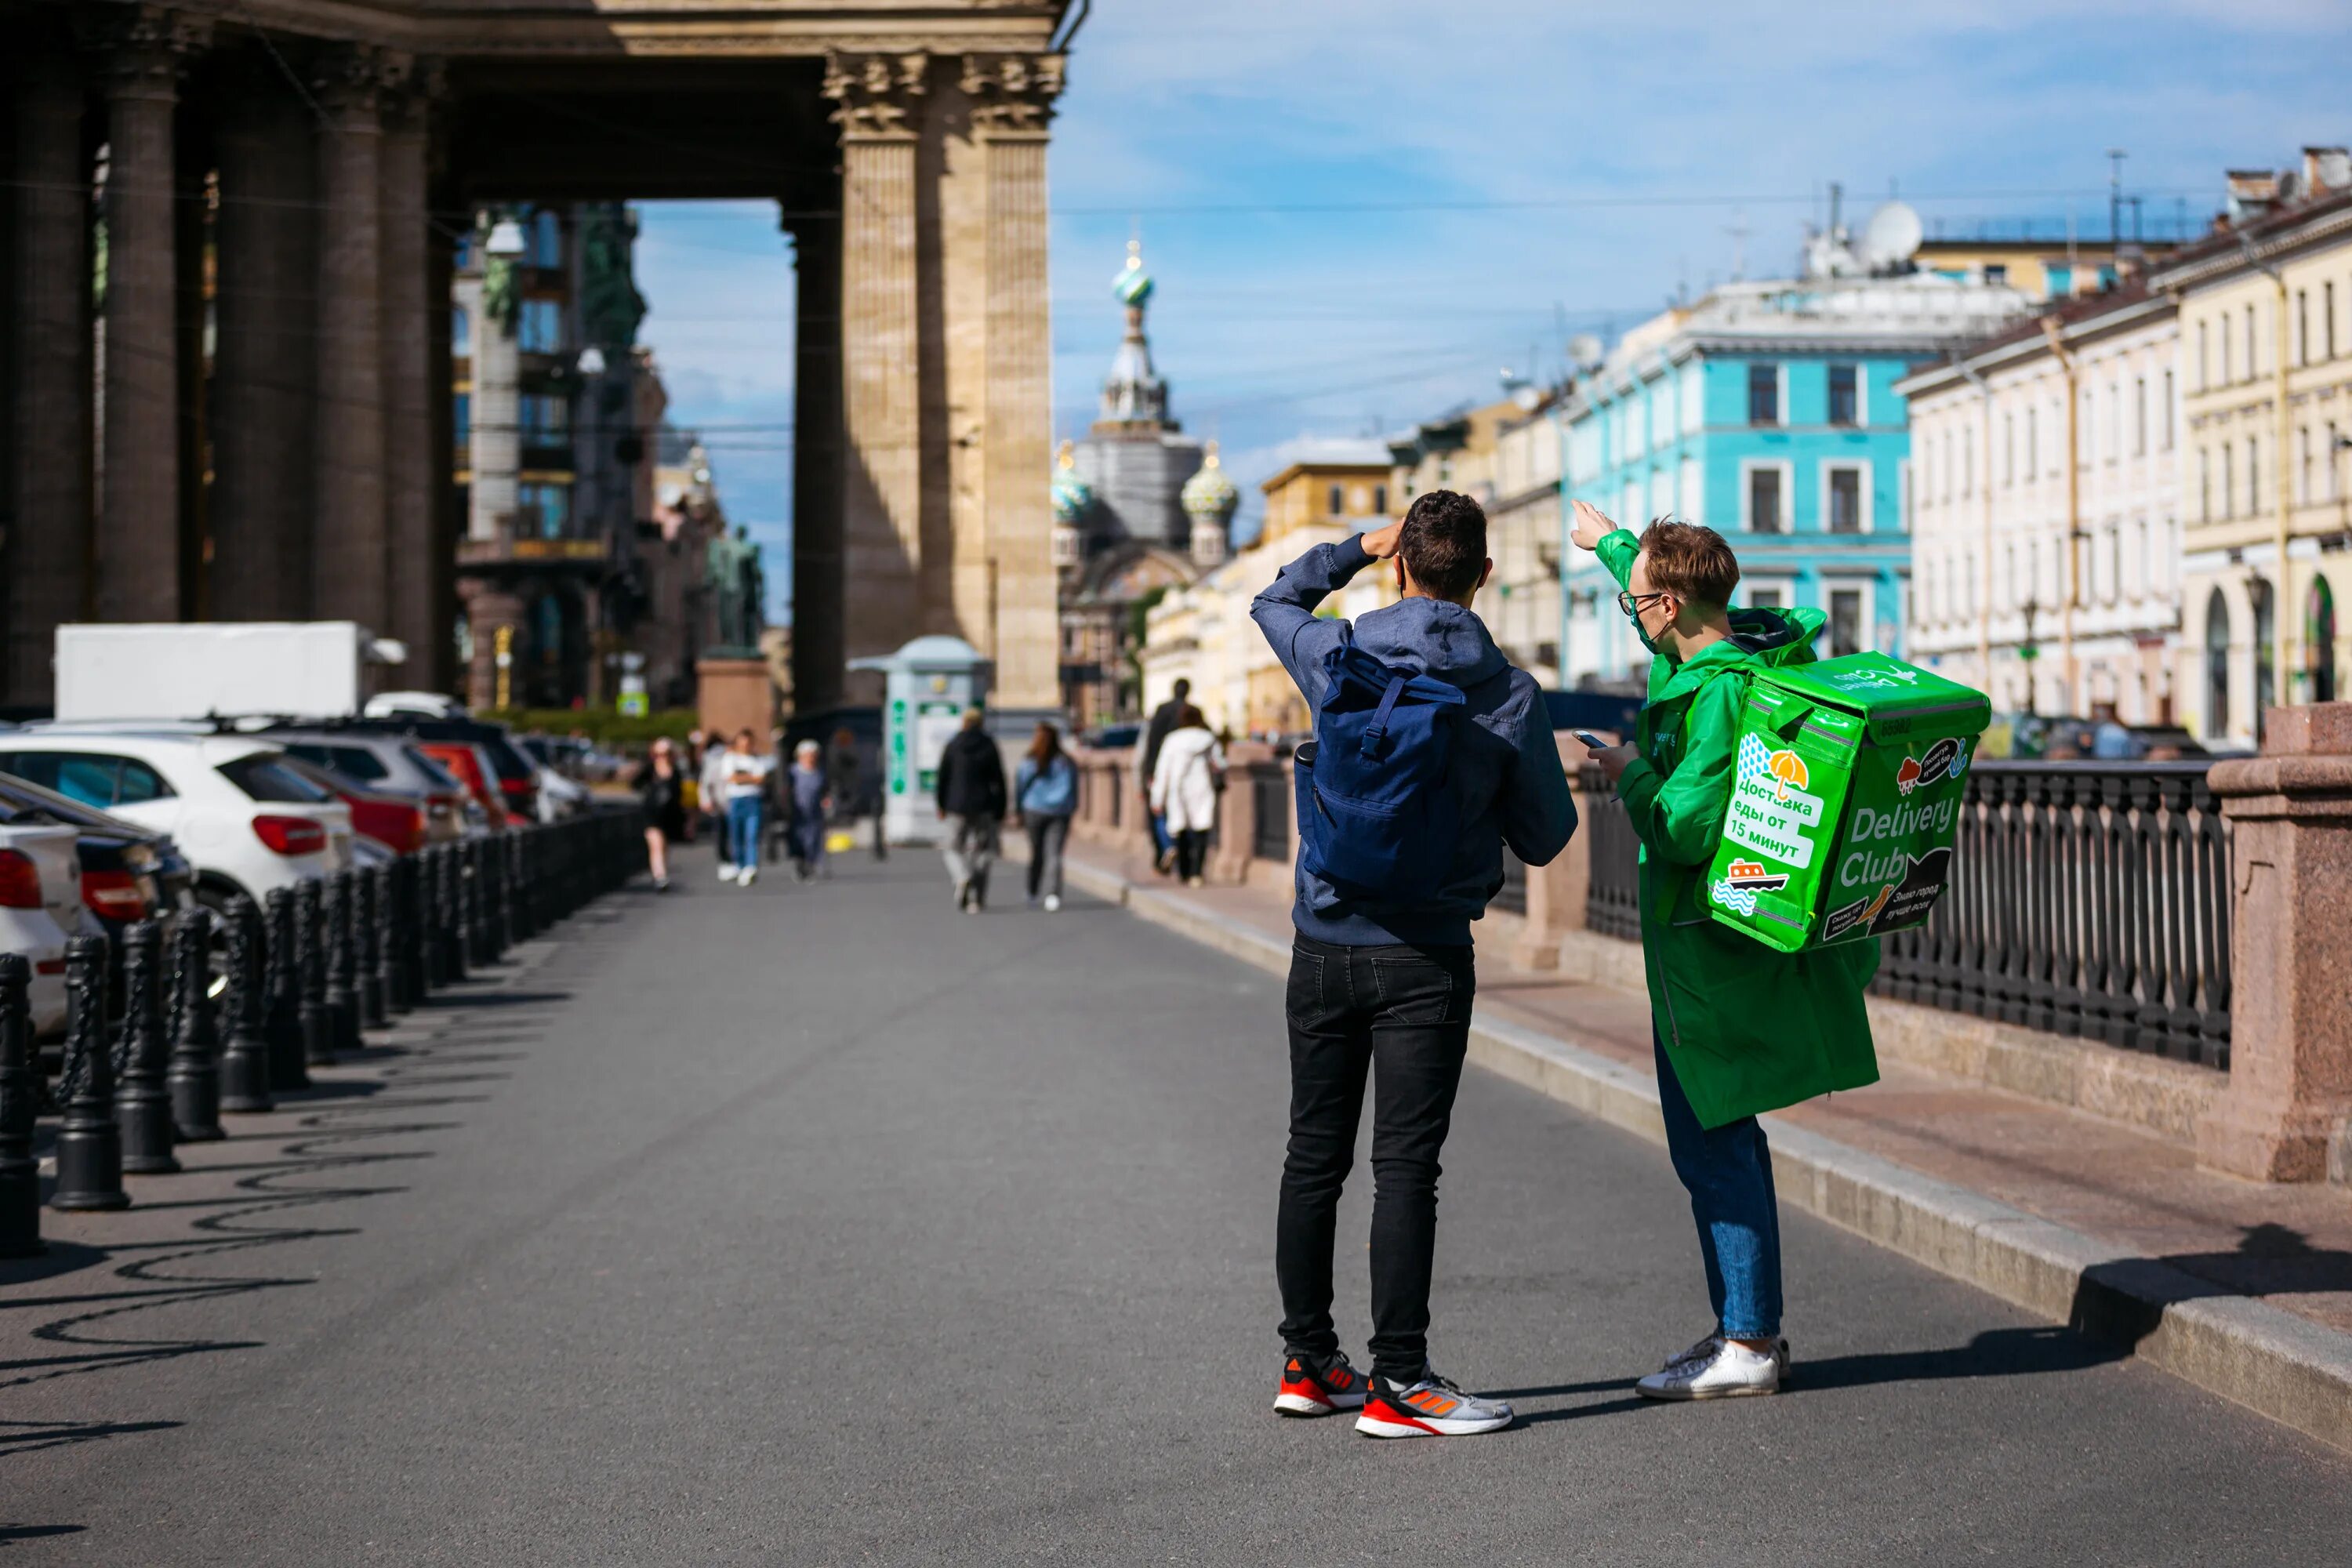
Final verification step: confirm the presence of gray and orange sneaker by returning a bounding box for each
[1273,1351,1370,1417]
[1355,1367,1514,1438]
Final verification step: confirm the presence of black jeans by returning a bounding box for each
[1276,934,1475,1383]
[1173,828,1210,880]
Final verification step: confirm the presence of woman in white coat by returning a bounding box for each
[1149,706,1225,887]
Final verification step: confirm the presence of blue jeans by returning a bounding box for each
[1653,1031,1783,1338]
[1149,811,1172,858]
[724,796,764,869]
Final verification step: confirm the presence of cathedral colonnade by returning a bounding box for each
[1,0,1073,715]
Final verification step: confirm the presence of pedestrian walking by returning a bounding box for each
[1014,721,1078,911]
[1568,500,1878,1401]
[826,726,887,860]
[633,736,688,891]
[716,729,773,887]
[786,739,831,881]
[1250,489,1576,1438]
[1147,708,1223,887]
[699,733,733,871]
[934,709,1007,913]
[679,728,706,842]
[1136,679,1191,874]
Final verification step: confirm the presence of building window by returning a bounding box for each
[2221,444,2234,519]
[1327,483,1344,517]
[2303,426,2315,504]
[2249,436,2260,514]
[2197,320,2209,390]
[518,298,564,353]
[1747,363,1779,426]
[452,307,471,356]
[2333,423,2345,500]
[2220,314,2232,384]
[531,209,562,269]
[517,482,569,539]
[1371,484,1387,515]
[1826,465,1864,534]
[2161,370,2175,449]
[454,230,477,271]
[2025,407,2038,479]
[453,392,471,449]
[1745,464,1785,533]
[1961,427,1973,497]
[520,393,568,443]
[2299,289,2310,366]
[1984,263,2009,286]
[1828,586,1864,657]
[2133,376,2147,456]
[2246,304,2259,380]
[2253,578,2276,741]
[2309,576,2338,704]
[2328,281,2339,360]
[2108,379,2122,463]
[2002,413,2014,486]
[2046,263,2073,297]
[1827,364,1858,426]
[1748,586,1784,610]
[2205,589,2230,738]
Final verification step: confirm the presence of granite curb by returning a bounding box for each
[1060,857,2352,1455]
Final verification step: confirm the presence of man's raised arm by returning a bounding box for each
[1250,521,1399,709]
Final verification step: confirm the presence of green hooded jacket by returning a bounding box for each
[1596,528,1880,1129]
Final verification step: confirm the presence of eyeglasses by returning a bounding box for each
[1616,590,1672,619]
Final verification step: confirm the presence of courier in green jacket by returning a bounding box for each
[1570,502,1878,1402]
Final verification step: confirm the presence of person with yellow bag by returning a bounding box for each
[1568,500,1879,1402]
[783,739,833,882]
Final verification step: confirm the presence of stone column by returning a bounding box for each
[964,55,1063,713]
[379,65,439,672]
[210,67,314,620]
[8,53,93,702]
[824,52,927,702]
[1208,739,1270,885]
[92,8,207,623]
[310,45,396,628]
[789,207,844,713]
[2198,704,2352,1181]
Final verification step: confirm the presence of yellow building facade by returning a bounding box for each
[2158,164,2352,746]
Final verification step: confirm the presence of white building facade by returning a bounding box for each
[1897,285,2183,722]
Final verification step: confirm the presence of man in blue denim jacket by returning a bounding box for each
[1250,488,1576,1437]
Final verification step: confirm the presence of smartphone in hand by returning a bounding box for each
[1570,729,1610,751]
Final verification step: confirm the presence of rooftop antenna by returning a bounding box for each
[1724,210,1751,281]
[2107,148,2127,245]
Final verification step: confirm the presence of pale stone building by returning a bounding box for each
[1898,281,2183,723]
[2154,153,2352,748]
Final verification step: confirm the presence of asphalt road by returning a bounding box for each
[5,844,2350,1565]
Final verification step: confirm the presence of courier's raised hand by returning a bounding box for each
[1569,499,1615,552]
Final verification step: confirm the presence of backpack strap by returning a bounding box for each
[1361,674,1409,756]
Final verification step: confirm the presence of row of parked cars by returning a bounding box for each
[0,699,597,1040]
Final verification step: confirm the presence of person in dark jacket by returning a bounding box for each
[631,736,687,891]
[934,708,1007,912]
[825,726,886,859]
[1250,488,1577,1439]
[1138,678,1191,873]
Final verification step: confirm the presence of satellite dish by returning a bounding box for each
[1861,201,1923,271]
[1566,333,1605,369]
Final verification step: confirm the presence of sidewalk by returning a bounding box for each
[1058,840,2352,1454]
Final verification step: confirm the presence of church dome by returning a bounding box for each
[1112,241,1154,308]
[1181,443,1240,521]
[1051,439,1096,526]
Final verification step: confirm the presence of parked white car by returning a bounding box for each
[0,821,85,1036]
[0,733,354,908]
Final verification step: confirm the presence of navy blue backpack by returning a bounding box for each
[1294,637,1468,907]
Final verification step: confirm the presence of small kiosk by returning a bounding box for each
[849,636,993,847]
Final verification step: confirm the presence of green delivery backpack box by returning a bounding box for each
[1704,652,1991,954]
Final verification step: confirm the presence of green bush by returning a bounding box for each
[477,708,702,752]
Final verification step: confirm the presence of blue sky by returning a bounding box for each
[633,0,2351,620]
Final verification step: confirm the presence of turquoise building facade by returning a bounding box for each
[1557,271,2030,684]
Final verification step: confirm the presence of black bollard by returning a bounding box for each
[382,857,413,1011]
[415,851,445,992]
[490,834,516,957]
[511,829,537,939]
[464,840,492,968]
[219,897,273,1113]
[166,910,224,1142]
[322,872,360,1056]
[113,920,180,1174]
[357,868,387,1029]
[440,847,469,985]
[50,935,129,1211]
[0,954,45,1256]
[297,878,334,1066]
[263,888,311,1092]
[371,863,402,1018]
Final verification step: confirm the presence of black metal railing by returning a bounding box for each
[1875,761,2231,1069]
[1250,760,1290,862]
[1581,761,1643,940]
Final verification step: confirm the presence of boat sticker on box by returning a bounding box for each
[1723,734,1826,870]
[1710,858,1791,916]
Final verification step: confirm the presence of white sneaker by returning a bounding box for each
[1638,1338,1781,1400]
[739,865,757,886]
[1043,895,1061,913]
[1661,1330,1791,1381]
[717,863,735,882]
